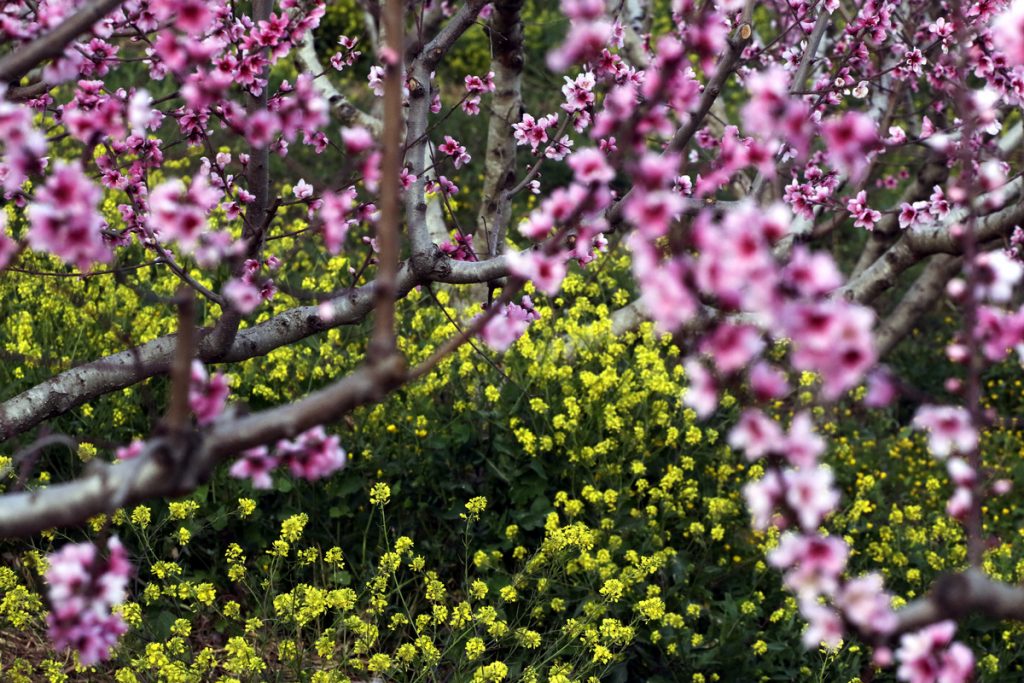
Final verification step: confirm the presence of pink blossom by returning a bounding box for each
[245,109,281,147]
[230,446,280,489]
[899,201,930,230]
[783,412,826,469]
[784,301,877,401]
[629,239,697,332]
[769,533,848,598]
[115,440,144,461]
[547,21,613,72]
[912,405,978,459]
[783,247,843,296]
[750,362,790,401]
[994,0,1024,66]
[865,368,899,407]
[320,187,357,254]
[479,297,540,351]
[561,72,596,113]
[0,213,18,271]
[45,537,132,666]
[800,599,844,650]
[506,249,568,296]
[821,112,878,182]
[622,189,685,238]
[700,323,764,375]
[973,250,1023,303]
[946,486,973,521]
[293,178,313,199]
[783,466,840,531]
[561,0,605,20]
[27,162,111,270]
[836,573,896,636]
[148,175,220,251]
[189,360,230,425]
[896,621,974,683]
[513,113,558,153]
[728,409,784,461]
[438,135,471,168]
[567,148,614,185]
[341,126,374,153]
[683,359,717,419]
[946,457,977,488]
[223,277,263,314]
[743,470,783,531]
[275,426,347,481]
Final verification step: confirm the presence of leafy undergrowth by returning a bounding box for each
[2,250,1024,682]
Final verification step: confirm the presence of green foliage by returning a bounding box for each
[4,242,1024,681]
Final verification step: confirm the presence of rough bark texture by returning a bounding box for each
[474,0,525,258]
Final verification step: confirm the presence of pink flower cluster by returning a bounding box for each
[479,296,541,352]
[439,231,477,262]
[895,621,974,683]
[147,173,222,252]
[547,0,613,72]
[45,537,132,666]
[223,256,279,314]
[189,360,230,425]
[27,161,111,271]
[462,71,496,115]
[319,186,359,254]
[438,135,471,168]
[331,35,361,72]
[229,425,347,488]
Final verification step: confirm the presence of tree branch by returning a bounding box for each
[0,0,125,84]
[296,35,382,136]
[369,0,405,361]
[874,254,961,357]
[474,0,525,258]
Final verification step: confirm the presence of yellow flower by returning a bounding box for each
[130,505,151,528]
[280,513,309,542]
[238,498,256,517]
[369,482,391,506]
[465,636,486,661]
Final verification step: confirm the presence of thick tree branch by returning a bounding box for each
[0,0,125,84]
[0,249,516,442]
[369,0,404,360]
[889,569,1024,639]
[0,355,407,537]
[874,254,961,357]
[841,185,1024,304]
[474,0,525,258]
[296,35,382,136]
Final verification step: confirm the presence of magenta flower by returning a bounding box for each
[479,298,540,351]
[506,249,568,296]
[769,533,848,598]
[836,573,897,636]
[189,360,230,425]
[728,409,784,462]
[896,621,974,683]
[223,277,263,314]
[912,405,978,459]
[438,135,471,168]
[275,426,347,481]
[682,359,717,419]
[699,323,764,375]
[45,537,132,666]
[27,161,111,270]
[230,445,280,489]
[821,112,878,182]
[319,187,358,254]
[782,466,840,531]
